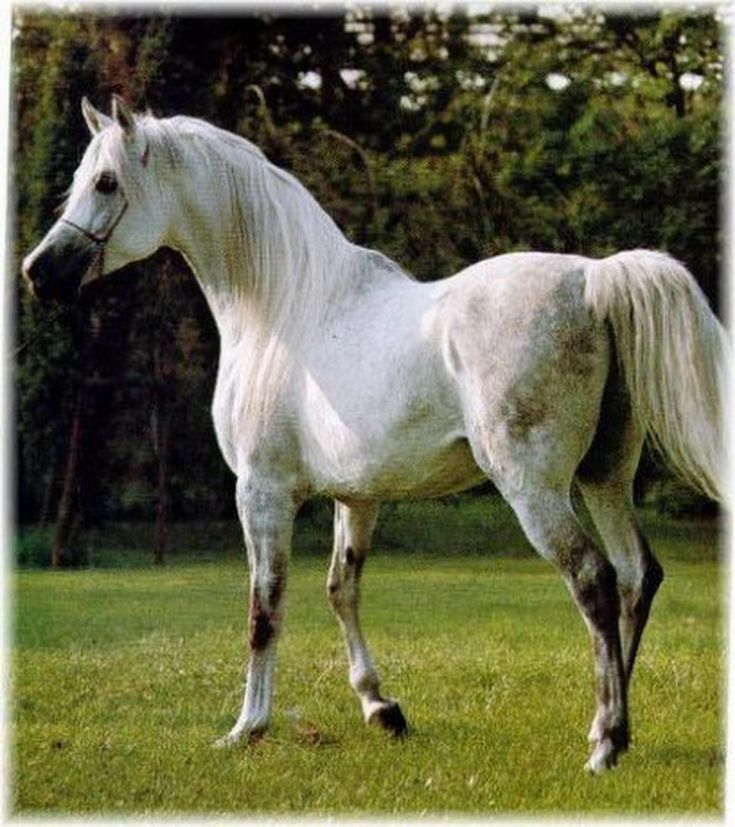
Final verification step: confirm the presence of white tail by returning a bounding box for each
[585,250,728,502]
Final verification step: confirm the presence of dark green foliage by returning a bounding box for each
[15,526,55,568]
[13,8,722,547]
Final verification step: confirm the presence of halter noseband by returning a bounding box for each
[61,198,128,245]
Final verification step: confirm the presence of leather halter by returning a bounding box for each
[59,141,148,244]
[61,198,128,245]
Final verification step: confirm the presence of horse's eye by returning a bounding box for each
[95,172,118,195]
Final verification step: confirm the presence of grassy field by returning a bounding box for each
[12,501,724,817]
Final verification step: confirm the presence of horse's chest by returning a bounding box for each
[210,373,240,472]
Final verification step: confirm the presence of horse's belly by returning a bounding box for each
[307,430,485,501]
[374,437,486,499]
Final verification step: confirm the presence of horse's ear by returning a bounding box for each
[81,96,112,135]
[111,94,136,136]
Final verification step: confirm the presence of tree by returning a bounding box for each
[14,15,99,564]
[13,7,723,562]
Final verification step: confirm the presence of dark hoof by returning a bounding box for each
[369,701,409,737]
[247,728,267,745]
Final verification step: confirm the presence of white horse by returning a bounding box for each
[23,96,727,774]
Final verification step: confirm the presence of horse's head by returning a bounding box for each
[22,95,170,302]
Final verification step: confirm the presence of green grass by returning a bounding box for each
[12,507,724,816]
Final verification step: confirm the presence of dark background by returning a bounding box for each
[11,7,723,566]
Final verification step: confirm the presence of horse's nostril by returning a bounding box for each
[21,228,95,303]
[22,254,46,294]
[21,250,59,301]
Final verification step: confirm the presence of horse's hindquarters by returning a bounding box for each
[436,255,610,498]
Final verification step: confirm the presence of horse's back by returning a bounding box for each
[435,250,589,296]
[433,252,602,375]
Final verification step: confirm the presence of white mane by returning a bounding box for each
[95,113,410,426]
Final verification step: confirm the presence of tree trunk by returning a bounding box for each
[51,390,83,568]
[151,262,177,566]
[38,456,58,529]
[50,304,107,567]
[153,403,171,566]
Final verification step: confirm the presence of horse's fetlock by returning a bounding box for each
[610,720,630,752]
[368,701,409,737]
[585,736,621,774]
[350,667,379,695]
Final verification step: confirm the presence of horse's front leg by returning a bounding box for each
[217,476,298,746]
[328,500,408,736]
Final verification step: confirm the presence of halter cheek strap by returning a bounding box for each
[60,140,147,244]
[61,198,129,245]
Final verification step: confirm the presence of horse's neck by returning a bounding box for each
[164,137,416,431]
[184,243,408,350]
[166,145,410,346]
[169,229,249,343]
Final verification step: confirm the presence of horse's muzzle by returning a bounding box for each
[22,222,101,303]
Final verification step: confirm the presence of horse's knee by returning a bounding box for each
[326,575,343,610]
[327,546,364,611]
[344,545,365,576]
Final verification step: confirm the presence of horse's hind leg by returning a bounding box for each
[575,479,663,749]
[576,381,664,732]
[327,500,407,736]
[504,486,629,773]
[577,479,663,679]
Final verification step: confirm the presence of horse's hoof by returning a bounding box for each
[584,738,620,774]
[213,726,265,749]
[213,733,238,749]
[368,700,409,737]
